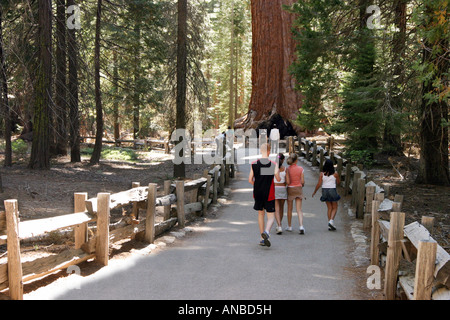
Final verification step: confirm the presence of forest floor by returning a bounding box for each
[366,153,450,253]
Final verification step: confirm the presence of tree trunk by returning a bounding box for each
[174,0,187,179]
[29,0,52,170]
[240,0,302,130]
[228,0,235,128]
[0,8,11,167]
[113,50,120,141]
[67,0,81,162]
[133,24,141,140]
[55,0,68,156]
[416,2,449,186]
[90,0,103,165]
[382,0,407,156]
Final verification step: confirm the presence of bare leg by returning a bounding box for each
[258,211,265,236]
[287,200,293,228]
[296,198,303,228]
[275,200,282,226]
[326,202,332,221]
[279,199,285,224]
[331,202,338,220]
[265,211,275,234]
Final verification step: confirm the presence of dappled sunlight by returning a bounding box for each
[312,274,341,281]
[231,188,253,193]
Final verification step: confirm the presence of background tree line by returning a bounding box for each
[288,0,449,185]
[0,0,251,170]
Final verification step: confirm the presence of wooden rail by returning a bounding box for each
[0,161,234,300]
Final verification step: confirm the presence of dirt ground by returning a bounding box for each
[367,154,450,253]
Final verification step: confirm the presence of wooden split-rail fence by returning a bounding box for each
[285,135,449,300]
[0,160,235,300]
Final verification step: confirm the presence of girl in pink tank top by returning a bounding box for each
[285,153,305,234]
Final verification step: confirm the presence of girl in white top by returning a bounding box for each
[312,159,341,231]
[274,153,287,234]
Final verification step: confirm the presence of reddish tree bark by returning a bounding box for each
[239,0,302,129]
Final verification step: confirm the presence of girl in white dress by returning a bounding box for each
[274,153,287,234]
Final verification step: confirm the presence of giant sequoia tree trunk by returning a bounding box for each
[237,0,302,133]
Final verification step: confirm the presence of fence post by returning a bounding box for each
[145,183,157,243]
[344,163,351,196]
[163,180,171,221]
[319,149,324,171]
[365,186,376,214]
[74,192,88,249]
[413,240,437,300]
[219,163,225,194]
[176,181,185,228]
[312,141,317,166]
[96,193,110,266]
[203,175,212,216]
[305,140,310,161]
[356,178,366,219]
[337,158,343,182]
[213,170,219,204]
[352,171,362,207]
[384,211,405,300]
[421,216,435,234]
[370,200,381,266]
[5,199,23,300]
[288,136,294,154]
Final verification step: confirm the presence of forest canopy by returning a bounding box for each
[0,0,448,185]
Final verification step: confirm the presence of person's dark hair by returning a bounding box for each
[277,153,285,167]
[323,159,335,176]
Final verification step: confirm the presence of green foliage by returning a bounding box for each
[81,146,138,162]
[347,149,374,168]
[207,0,252,131]
[335,28,383,156]
[11,139,28,156]
[288,0,346,132]
[412,0,449,106]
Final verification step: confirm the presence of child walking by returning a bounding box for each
[248,143,280,247]
[274,153,287,234]
[285,153,305,234]
[312,159,341,231]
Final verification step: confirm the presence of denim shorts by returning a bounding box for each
[320,188,341,202]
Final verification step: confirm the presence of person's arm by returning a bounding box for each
[285,167,290,185]
[275,167,283,182]
[312,173,323,197]
[248,167,255,185]
[274,162,280,182]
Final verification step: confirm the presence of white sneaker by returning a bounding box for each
[299,226,305,235]
[285,226,292,232]
[276,226,282,234]
[328,220,336,231]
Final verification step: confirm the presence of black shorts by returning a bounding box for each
[253,199,275,213]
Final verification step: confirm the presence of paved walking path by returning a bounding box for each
[26,150,366,300]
